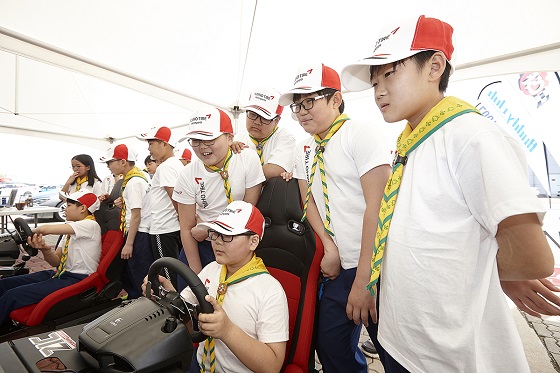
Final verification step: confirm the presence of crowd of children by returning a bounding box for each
[2,14,560,373]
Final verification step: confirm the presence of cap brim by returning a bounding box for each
[342,50,454,92]
[243,106,276,120]
[278,86,325,106]
[178,131,223,142]
[196,221,249,236]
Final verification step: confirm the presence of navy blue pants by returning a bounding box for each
[316,267,385,373]
[177,240,215,292]
[0,270,86,325]
[150,231,181,289]
[122,231,155,299]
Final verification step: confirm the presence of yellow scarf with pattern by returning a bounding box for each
[367,96,479,296]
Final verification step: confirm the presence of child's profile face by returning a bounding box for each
[147,140,166,161]
[370,59,430,125]
[192,134,232,167]
[145,160,157,174]
[65,200,85,221]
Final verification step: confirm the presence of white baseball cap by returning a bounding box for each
[99,144,137,162]
[136,126,179,148]
[179,108,233,142]
[196,200,265,239]
[243,87,284,120]
[278,63,341,106]
[341,15,455,92]
[60,190,100,214]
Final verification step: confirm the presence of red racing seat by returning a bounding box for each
[256,177,324,373]
[8,229,125,328]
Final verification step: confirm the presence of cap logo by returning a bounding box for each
[222,207,243,215]
[190,114,211,126]
[373,27,400,54]
[254,92,274,102]
[294,69,313,85]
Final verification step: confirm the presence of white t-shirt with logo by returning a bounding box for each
[234,126,296,172]
[149,157,183,234]
[378,113,544,372]
[180,261,289,373]
[293,119,391,269]
[173,150,265,222]
[65,219,102,275]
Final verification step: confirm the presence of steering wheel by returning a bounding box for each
[146,257,213,343]
[12,217,38,257]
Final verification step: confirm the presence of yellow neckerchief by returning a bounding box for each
[201,254,268,373]
[119,167,148,234]
[367,96,479,296]
[301,114,349,236]
[249,125,279,166]
[205,149,234,203]
[53,214,96,278]
[74,176,88,191]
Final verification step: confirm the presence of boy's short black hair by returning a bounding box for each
[293,88,345,114]
[66,199,82,207]
[144,155,154,165]
[369,50,451,92]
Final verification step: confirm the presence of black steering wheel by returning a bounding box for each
[12,217,38,257]
[146,257,213,343]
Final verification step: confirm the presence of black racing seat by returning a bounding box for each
[256,177,323,373]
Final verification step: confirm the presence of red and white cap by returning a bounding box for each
[180,108,233,142]
[136,126,178,147]
[278,63,341,106]
[341,15,455,92]
[197,200,265,239]
[179,148,192,161]
[59,190,100,214]
[99,144,137,162]
[243,87,284,120]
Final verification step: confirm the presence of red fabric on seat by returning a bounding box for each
[9,230,124,326]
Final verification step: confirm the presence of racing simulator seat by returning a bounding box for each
[2,227,125,342]
[256,177,324,373]
[0,257,212,373]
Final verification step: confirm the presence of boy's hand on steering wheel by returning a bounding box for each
[27,233,50,251]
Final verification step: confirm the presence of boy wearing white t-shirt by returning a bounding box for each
[279,63,392,372]
[0,190,102,326]
[341,15,554,373]
[137,126,184,288]
[144,201,289,373]
[173,108,265,281]
[101,144,152,299]
[232,87,296,179]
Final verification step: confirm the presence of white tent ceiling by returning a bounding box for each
[1,0,559,150]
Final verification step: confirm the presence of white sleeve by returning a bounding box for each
[172,164,196,205]
[242,150,266,188]
[69,219,100,240]
[159,162,181,188]
[347,121,392,176]
[126,178,148,209]
[267,130,296,172]
[455,127,545,235]
[293,138,310,181]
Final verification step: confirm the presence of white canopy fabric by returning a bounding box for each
[0,0,559,150]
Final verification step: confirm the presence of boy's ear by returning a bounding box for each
[331,91,343,110]
[428,52,447,81]
[249,235,260,251]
